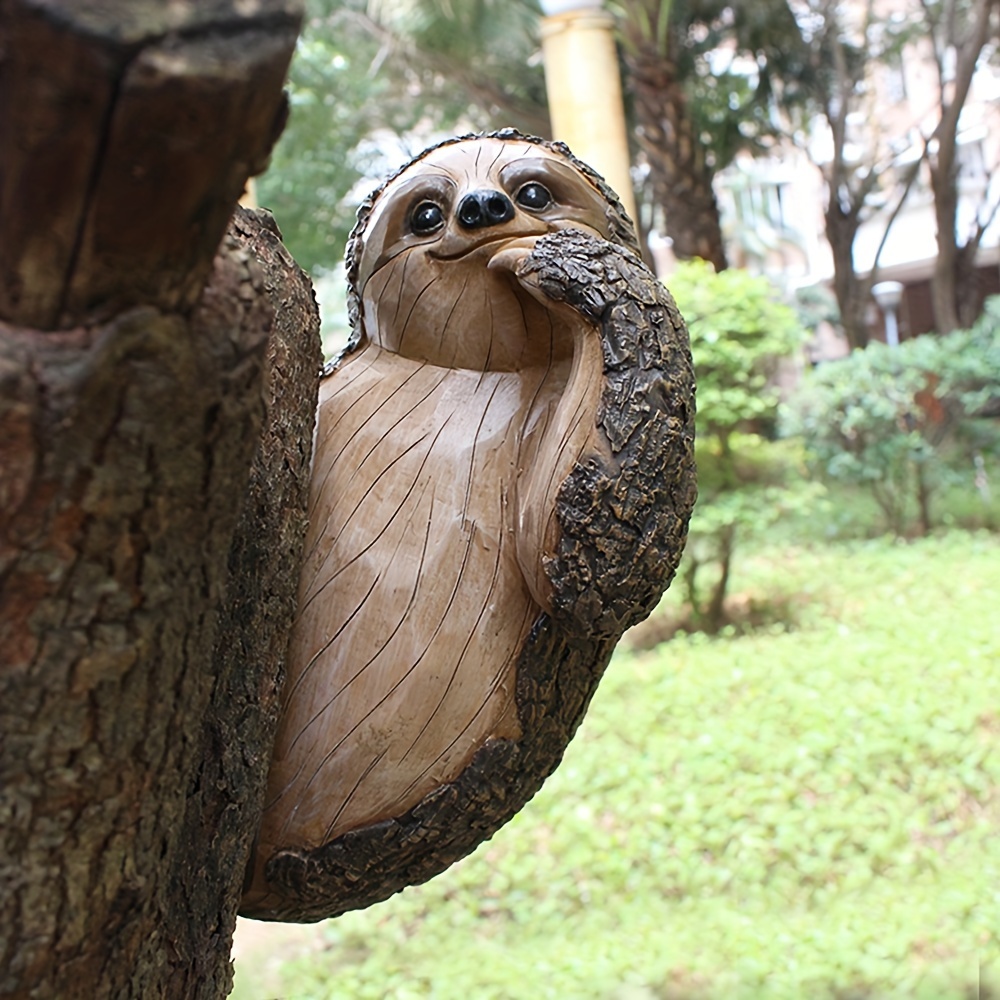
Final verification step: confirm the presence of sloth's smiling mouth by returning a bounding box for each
[430,233,542,262]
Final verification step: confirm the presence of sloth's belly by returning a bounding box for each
[259,345,547,851]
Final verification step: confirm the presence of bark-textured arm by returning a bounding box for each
[253,225,696,923]
[517,227,697,638]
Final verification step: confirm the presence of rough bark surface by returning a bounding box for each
[0,209,318,1000]
[258,228,697,922]
[163,209,321,996]
[0,2,314,998]
[0,0,298,329]
[625,45,728,271]
[926,0,998,334]
[825,198,872,351]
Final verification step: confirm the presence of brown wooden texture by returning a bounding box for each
[0,0,297,330]
[242,133,697,923]
[0,207,318,1000]
[623,38,729,271]
[0,2,317,996]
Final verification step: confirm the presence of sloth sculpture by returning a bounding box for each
[241,130,697,922]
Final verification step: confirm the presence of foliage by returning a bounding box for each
[783,304,1000,536]
[683,0,817,172]
[783,344,939,537]
[256,2,388,274]
[665,260,811,630]
[669,260,804,440]
[365,0,549,134]
[793,282,840,333]
[933,295,1000,417]
[233,530,1000,1000]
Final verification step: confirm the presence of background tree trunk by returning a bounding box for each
[825,199,871,350]
[624,42,729,271]
[925,0,998,334]
[0,3,319,998]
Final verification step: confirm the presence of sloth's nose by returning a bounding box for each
[457,190,515,229]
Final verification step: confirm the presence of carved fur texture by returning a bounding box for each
[241,131,696,922]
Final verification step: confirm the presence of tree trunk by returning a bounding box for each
[624,42,729,271]
[929,161,962,334]
[915,461,933,537]
[925,0,998,334]
[930,174,991,333]
[0,4,320,998]
[705,524,735,633]
[824,198,871,350]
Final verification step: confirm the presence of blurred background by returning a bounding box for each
[235,1,1000,997]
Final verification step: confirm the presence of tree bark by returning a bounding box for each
[825,197,871,350]
[0,4,319,998]
[926,0,999,333]
[624,41,729,271]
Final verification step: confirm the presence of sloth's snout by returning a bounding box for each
[457,190,515,230]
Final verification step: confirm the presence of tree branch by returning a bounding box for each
[0,0,298,329]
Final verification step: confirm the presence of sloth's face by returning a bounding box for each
[354,137,614,370]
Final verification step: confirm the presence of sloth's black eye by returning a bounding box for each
[516,182,552,211]
[410,201,444,234]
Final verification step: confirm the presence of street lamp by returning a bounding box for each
[872,280,905,347]
[538,0,637,222]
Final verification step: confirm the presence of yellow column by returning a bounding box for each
[239,178,258,209]
[539,5,637,222]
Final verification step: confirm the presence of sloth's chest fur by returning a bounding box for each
[257,341,568,852]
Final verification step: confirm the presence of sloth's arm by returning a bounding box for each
[501,226,697,639]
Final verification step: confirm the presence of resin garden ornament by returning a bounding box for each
[242,130,697,922]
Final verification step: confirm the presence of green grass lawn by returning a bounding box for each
[233,531,1000,999]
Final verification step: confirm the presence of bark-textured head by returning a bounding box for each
[343,129,641,357]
